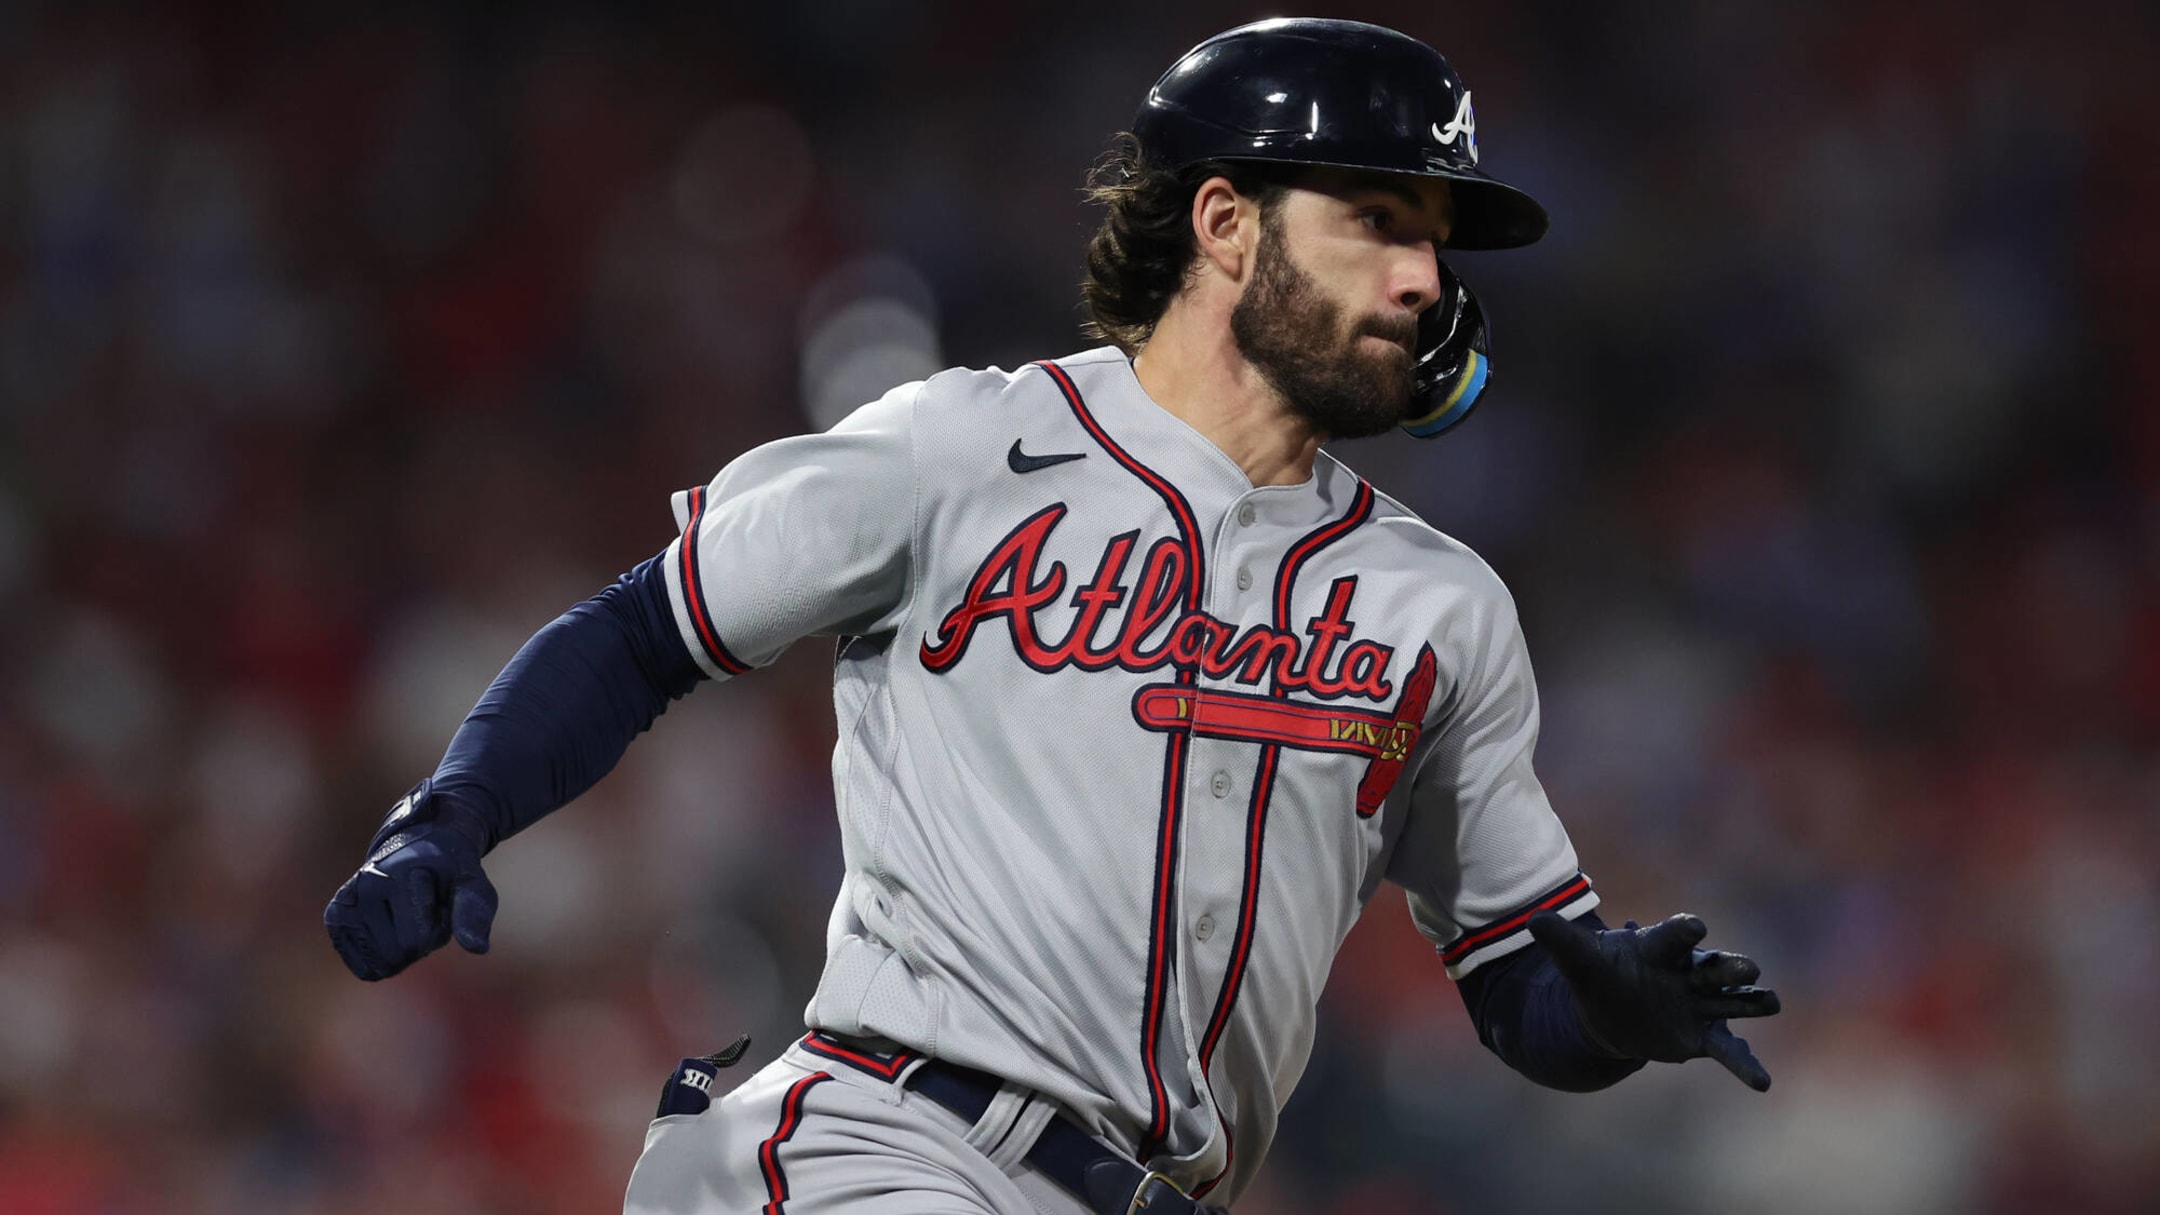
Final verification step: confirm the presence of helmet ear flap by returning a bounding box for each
[1401,257,1492,439]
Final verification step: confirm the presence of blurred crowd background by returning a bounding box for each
[2,1,2156,1212]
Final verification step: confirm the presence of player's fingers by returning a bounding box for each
[325,884,387,981]
[1703,1023,1771,1092]
[1691,949,1761,989]
[1637,914,1707,968]
[451,871,498,955]
[328,887,408,981]
[327,922,396,981]
[1696,987,1782,1020]
[1527,910,1605,979]
[395,866,453,956]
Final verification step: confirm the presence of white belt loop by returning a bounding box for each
[984,1090,1058,1173]
[959,1080,1030,1158]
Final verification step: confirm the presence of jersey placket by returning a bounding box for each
[1162,488,1295,1166]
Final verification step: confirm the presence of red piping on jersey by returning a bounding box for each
[759,1071,832,1214]
[1272,485,1374,635]
[1138,691,1192,1159]
[800,1033,916,1079]
[1035,358,1200,1160]
[1194,480,1373,1197]
[1036,360,1205,606]
[678,486,752,676]
[1439,872,1595,966]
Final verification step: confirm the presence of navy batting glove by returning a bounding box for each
[324,781,499,981]
[1527,910,1781,1091]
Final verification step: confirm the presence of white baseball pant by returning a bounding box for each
[623,1036,1098,1215]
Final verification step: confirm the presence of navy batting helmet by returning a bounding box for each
[1135,17,1548,250]
[1132,18,1539,436]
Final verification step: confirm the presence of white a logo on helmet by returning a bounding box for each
[1431,91,1478,164]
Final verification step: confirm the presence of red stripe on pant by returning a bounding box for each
[759,1072,832,1214]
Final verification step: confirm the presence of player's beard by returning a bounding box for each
[1230,210,1417,441]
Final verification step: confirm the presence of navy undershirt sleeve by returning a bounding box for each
[1456,909,1648,1092]
[426,553,705,849]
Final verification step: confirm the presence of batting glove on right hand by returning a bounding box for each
[1528,910,1781,1091]
[324,781,499,982]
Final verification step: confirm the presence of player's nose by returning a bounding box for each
[1393,243,1442,315]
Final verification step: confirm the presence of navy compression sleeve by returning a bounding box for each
[426,554,705,849]
[1456,910,1648,1092]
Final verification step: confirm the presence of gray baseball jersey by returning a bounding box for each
[655,346,1597,1203]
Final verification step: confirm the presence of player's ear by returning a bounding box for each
[1191,176,1253,280]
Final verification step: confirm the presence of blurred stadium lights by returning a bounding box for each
[798,254,943,431]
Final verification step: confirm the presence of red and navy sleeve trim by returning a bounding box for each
[676,486,752,677]
[1440,872,1596,972]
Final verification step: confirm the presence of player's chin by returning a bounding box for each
[1355,345,1415,412]
[1318,373,1415,440]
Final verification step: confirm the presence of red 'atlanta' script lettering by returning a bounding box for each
[919,504,1395,701]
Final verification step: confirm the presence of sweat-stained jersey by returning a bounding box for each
[656,345,1598,1203]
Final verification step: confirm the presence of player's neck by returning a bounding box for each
[1129,313,1322,488]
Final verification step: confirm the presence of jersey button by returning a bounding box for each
[1235,567,1252,592]
[1210,771,1231,799]
[1237,503,1257,527]
[1194,915,1216,942]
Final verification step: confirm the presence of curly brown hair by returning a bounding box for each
[1079,134,1290,353]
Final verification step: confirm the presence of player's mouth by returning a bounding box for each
[1358,315,1417,357]
[1358,332,1415,365]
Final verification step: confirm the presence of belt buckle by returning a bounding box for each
[1127,1171,1192,1214]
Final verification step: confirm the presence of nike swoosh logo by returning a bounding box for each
[1008,440,1086,474]
[360,862,391,879]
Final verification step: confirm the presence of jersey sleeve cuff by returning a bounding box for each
[1440,872,1598,979]
[663,487,753,681]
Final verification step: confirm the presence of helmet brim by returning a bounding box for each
[1433,173,1550,251]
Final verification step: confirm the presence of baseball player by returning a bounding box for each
[325,19,1779,1214]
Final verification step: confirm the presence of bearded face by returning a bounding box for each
[1229,206,1420,441]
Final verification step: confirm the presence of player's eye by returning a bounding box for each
[1358,209,1393,233]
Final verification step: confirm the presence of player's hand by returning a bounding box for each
[324,781,499,981]
[1527,910,1781,1091]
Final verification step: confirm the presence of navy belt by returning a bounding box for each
[902,1058,1220,1215]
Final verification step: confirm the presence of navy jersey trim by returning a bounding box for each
[678,486,752,676]
[1034,357,1202,1159]
[758,1071,832,1214]
[1193,478,1374,1197]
